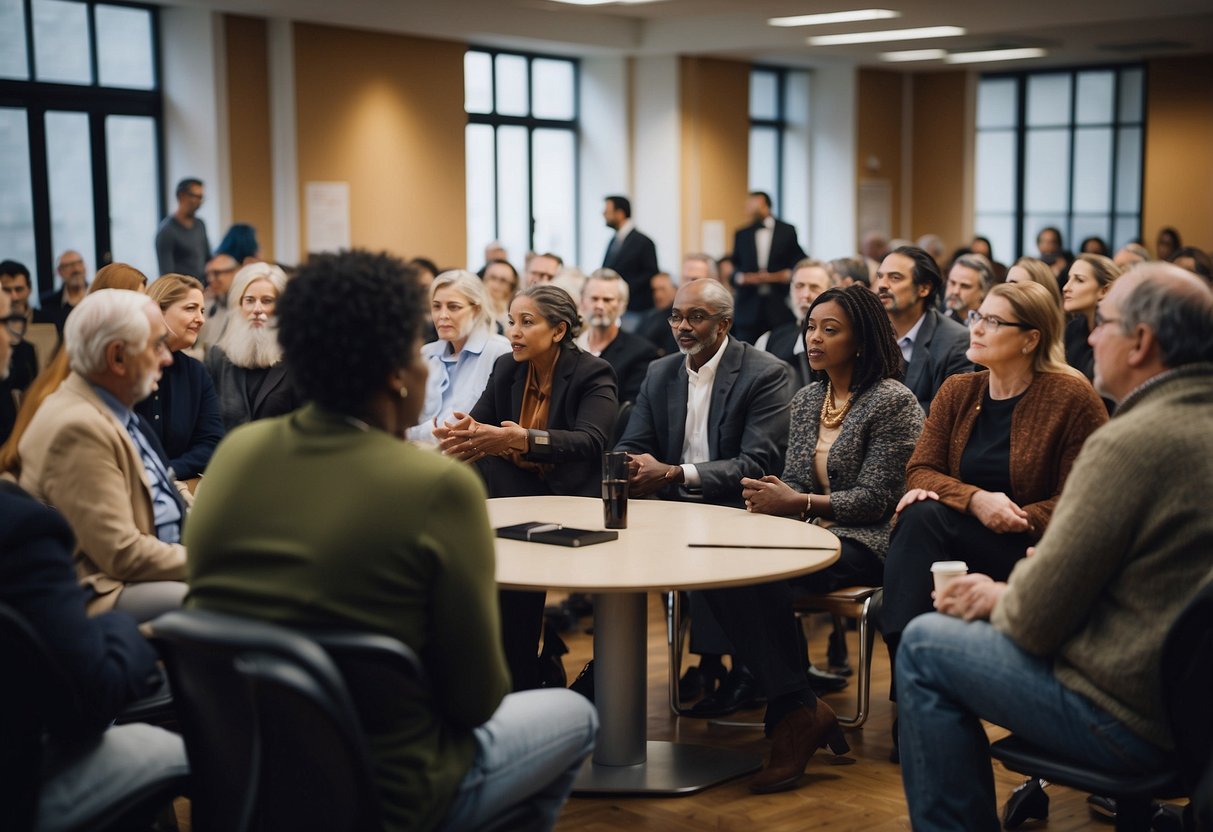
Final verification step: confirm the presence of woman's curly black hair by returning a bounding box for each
[277,249,425,412]
[799,284,904,394]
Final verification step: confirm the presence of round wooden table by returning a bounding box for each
[489,495,839,795]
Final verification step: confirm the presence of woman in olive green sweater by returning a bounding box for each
[185,251,597,832]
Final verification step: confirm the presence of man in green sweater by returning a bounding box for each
[896,263,1213,831]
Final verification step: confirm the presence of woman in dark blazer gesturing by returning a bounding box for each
[437,285,618,690]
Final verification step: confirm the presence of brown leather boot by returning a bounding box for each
[749,699,851,794]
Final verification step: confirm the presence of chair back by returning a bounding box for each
[0,602,84,832]
[151,609,427,832]
[1161,579,1213,826]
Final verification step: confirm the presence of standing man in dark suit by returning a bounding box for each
[874,245,971,413]
[602,195,659,321]
[730,191,806,344]
[576,269,658,404]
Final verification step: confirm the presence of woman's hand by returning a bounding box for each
[969,490,1031,534]
[740,475,805,516]
[436,412,527,462]
[896,488,940,514]
[933,573,1007,621]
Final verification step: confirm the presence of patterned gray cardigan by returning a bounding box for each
[781,378,924,558]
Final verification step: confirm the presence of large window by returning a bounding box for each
[748,66,785,215]
[464,48,578,272]
[975,66,1144,262]
[0,0,162,297]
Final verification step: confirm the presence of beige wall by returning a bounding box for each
[292,23,467,265]
[855,70,904,245]
[1143,55,1213,253]
[678,57,750,256]
[910,71,970,252]
[224,15,275,261]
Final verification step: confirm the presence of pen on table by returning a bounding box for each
[687,544,836,550]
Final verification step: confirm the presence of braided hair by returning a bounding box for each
[800,285,904,394]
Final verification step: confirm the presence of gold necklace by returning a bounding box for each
[819,381,854,429]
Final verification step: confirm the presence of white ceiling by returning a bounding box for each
[165,0,1213,70]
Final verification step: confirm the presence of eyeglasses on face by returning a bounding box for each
[967,310,1035,332]
[1093,309,1122,329]
[668,311,724,326]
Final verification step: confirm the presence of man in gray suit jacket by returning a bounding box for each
[874,245,972,413]
[615,278,794,724]
[615,279,791,507]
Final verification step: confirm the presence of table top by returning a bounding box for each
[490,495,839,593]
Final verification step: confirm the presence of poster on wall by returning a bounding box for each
[858,179,892,240]
[305,181,350,254]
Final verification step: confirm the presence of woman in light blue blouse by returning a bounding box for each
[408,270,512,444]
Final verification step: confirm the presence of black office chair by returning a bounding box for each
[150,608,537,832]
[0,601,187,832]
[991,581,1213,832]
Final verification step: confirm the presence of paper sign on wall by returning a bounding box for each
[701,220,727,259]
[305,181,350,254]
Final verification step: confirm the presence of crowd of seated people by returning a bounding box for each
[3,219,1212,830]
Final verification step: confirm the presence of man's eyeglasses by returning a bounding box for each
[1093,309,1121,329]
[2,314,28,340]
[967,310,1035,332]
[668,312,724,326]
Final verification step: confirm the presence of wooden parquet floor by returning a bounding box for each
[551,592,1118,832]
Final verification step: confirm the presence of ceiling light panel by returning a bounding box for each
[944,47,1047,64]
[880,49,947,62]
[809,25,965,46]
[768,9,899,28]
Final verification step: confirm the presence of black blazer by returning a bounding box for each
[33,290,74,333]
[205,347,300,431]
[603,228,660,312]
[615,337,792,507]
[598,330,659,404]
[731,219,807,340]
[761,320,811,389]
[636,305,677,357]
[902,308,973,414]
[135,350,225,479]
[0,481,161,736]
[469,347,618,498]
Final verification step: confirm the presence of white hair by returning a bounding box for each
[227,262,288,308]
[431,269,495,333]
[64,289,153,377]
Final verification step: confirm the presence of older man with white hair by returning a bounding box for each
[19,289,189,620]
[205,261,298,429]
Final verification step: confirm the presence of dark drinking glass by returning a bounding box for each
[602,451,630,529]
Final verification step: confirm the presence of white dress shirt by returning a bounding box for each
[679,337,730,489]
[755,216,775,272]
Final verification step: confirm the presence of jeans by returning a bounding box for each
[897,613,1169,832]
[437,688,598,832]
[37,723,188,832]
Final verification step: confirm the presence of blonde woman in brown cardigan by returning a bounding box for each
[881,282,1107,719]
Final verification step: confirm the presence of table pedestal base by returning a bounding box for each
[572,740,762,795]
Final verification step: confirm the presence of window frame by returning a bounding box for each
[0,0,163,295]
[748,64,787,216]
[974,63,1146,261]
[465,46,579,265]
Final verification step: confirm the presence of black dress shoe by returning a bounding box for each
[806,664,848,695]
[687,668,761,717]
[679,666,704,700]
[569,660,594,702]
[1003,778,1049,829]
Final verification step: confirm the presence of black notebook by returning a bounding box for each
[495,522,618,548]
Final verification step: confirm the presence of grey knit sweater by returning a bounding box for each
[781,378,924,557]
[992,364,1213,750]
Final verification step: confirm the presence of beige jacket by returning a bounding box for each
[18,373,190,613]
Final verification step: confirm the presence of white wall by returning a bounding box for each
[807,63,858,260]
[631,55,680,277]
[578,56,630,273]
[781,69,811,255]
[159,7,226,245]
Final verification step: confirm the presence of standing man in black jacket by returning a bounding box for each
[602,195,659,322]
[730,191,806,344]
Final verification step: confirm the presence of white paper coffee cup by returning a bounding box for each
[931,560,969,595]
